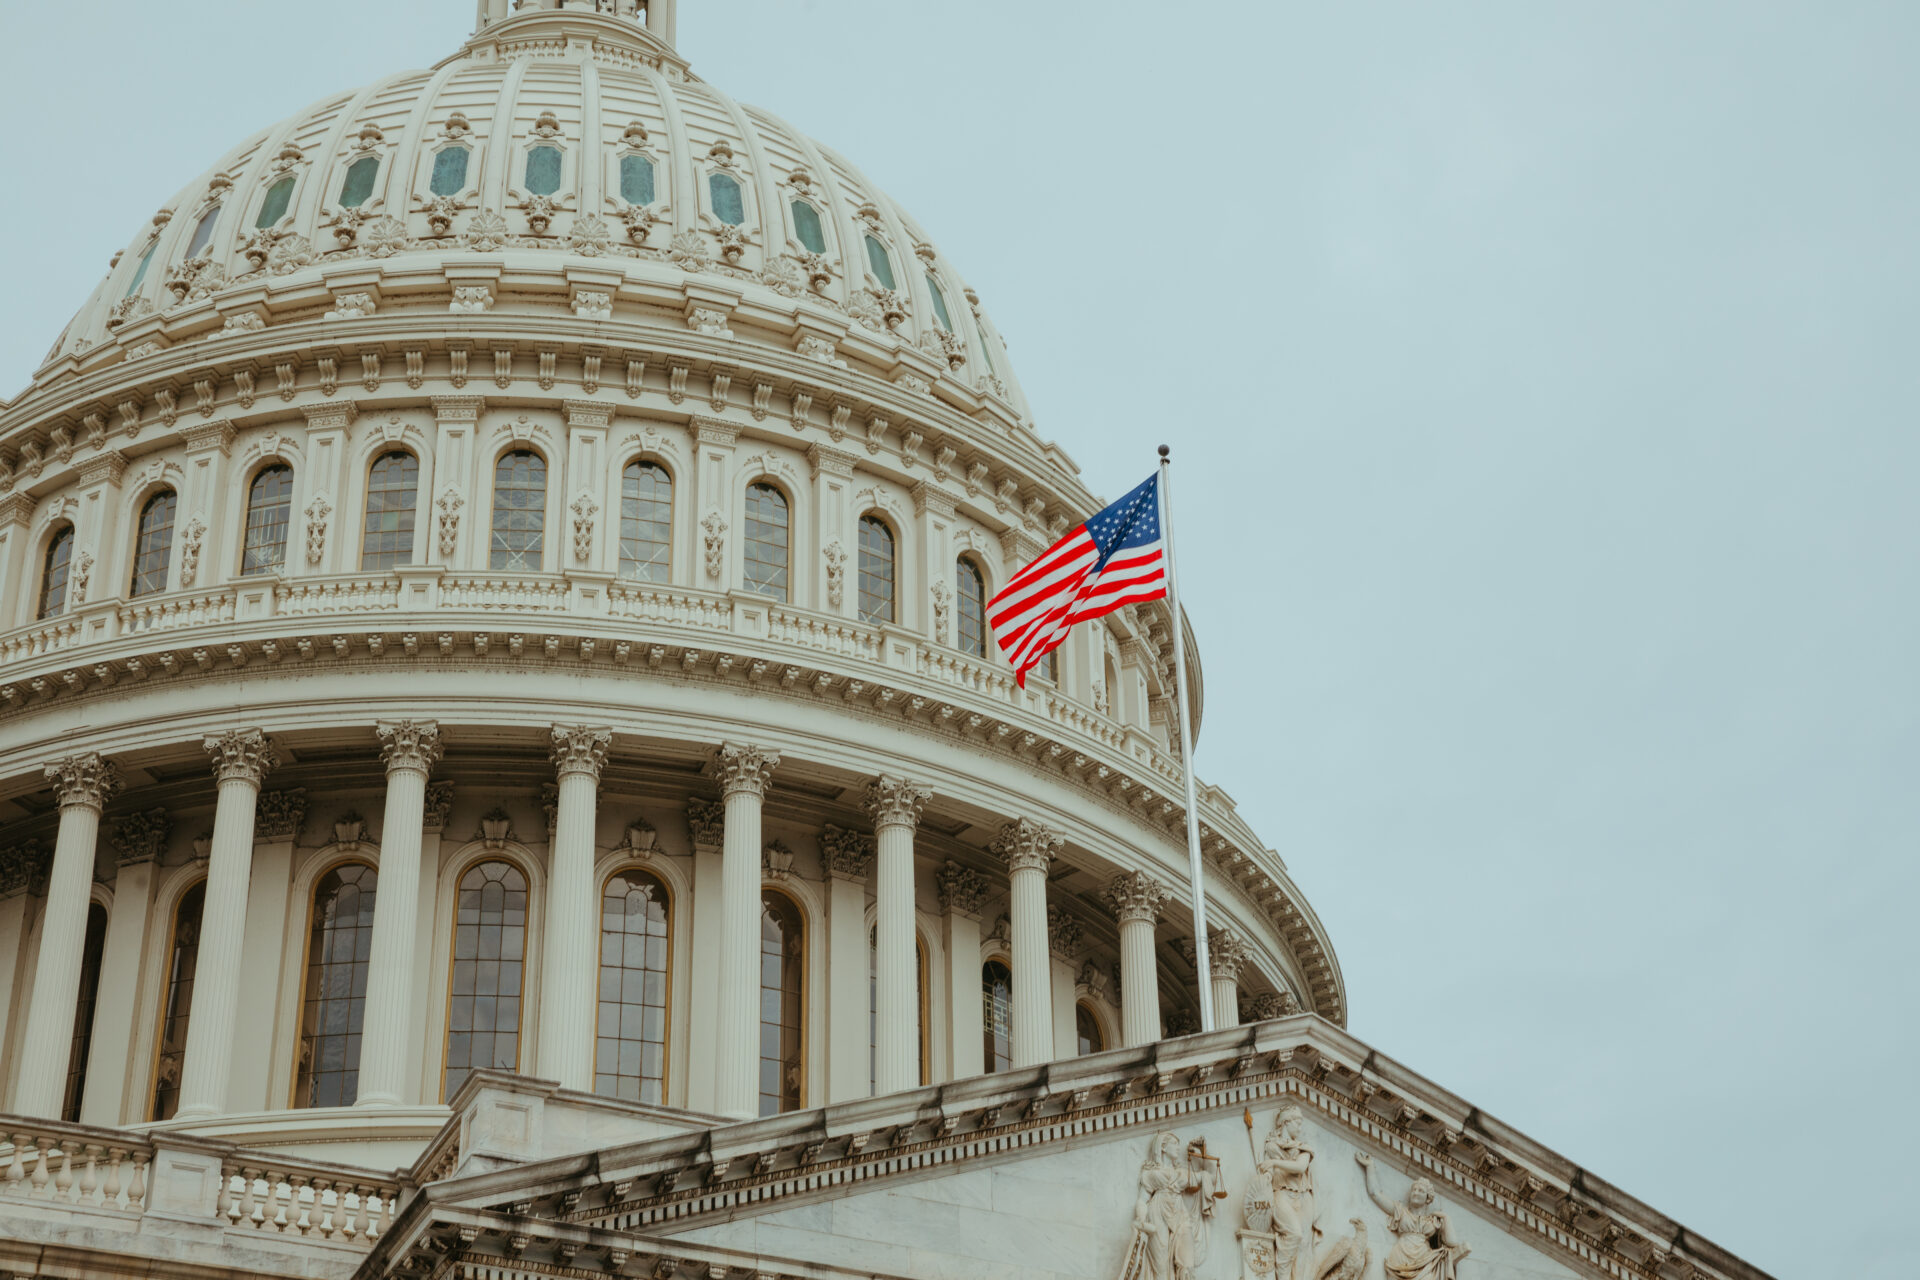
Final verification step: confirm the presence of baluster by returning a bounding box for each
[311,1179,336,1240]
[78,1145,100,1204]
[221,1166,242,1224]
[52,1144,74,1202]
[290,1175,312,1235]
[340,1184,361,1241]
[4,1135,25,1195]
[365,1187,386,1241]
[269,1173,292,1232]
[29,1140,50,1197]
[104,1148,125,1208]
[239,1165,260,1225]
[127,1153,148,1210]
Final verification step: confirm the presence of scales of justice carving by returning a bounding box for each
[1117,1105,1470,1280]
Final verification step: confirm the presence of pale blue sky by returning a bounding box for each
[3,4,1915,1275]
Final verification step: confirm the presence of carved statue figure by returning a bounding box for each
[1258,1105,1319,1280]
[1121,1131,1222,1280]
[1355,1154,1472,1280]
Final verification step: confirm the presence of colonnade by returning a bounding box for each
[9,727,1260,1123]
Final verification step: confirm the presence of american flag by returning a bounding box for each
[989,473,1167,686]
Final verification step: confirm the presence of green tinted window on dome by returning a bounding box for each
[619,153,655,205]
[124,244,157,297]
[430,146,469,196]
[255,177,295,228]
[976,321,996,374]
[338,156,379,208]
[184,206,220,260]
[791,199,825,254]
[709,172,744,226]
[525,146,562,196]
[926,273,952,331]
[864,235,895,291]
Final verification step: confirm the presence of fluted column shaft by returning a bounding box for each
[356,721,443,1107]
[536,726,610,1092]
[178,730,276,1119]
[1106,871,1169,1048]
[1212,974,1240,1030]
[994,820,1062,1069]
[868,777,930,1095]
[709,744,778,1119]
[15,754,119,1117]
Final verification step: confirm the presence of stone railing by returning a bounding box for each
[0,1120,151,1210]
[219,1155,402,1242]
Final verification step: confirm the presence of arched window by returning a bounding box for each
[129,490,176,597]
[183,206,221,261]
[1076,1002,1105,1056]
[619,153,655,205]
[444,860,528,1100]
[743,483,789,601]
[61,902,109,1122]
[981,959,1012,1073]
[1032,649,1057,684]
[293,863,377,1108]
[490,450,546,571]
[124,243,158,296]
[956,557,988,658]
[595,867,671,1103]
[617,460,672,582]
[241,464,294,576]
[869,930,929,1093]
[151,880,205,1121]
[430,147,470,197]
[926,273,953,331]
[864,235,896,291]
[338,156,379,209]
[759,890,804,1116]
[37,525,74,620]
[525,146,562,196]
[791,200,825,254]
[361,451,418,570]
[709,172,745,226]
[256,176,295,228]
[856,515,895,624]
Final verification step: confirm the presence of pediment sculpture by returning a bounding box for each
[1118,1130,1226,1280]
[1356,1153,1472,1280]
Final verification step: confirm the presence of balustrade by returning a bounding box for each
[273,576,401,616]
[606,583,733,629]
[439,573,570,612]
[0,1124,150,1211]
[218,1159,399,1243]
[117,588,238,636]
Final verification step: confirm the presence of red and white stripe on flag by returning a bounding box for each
[987,473,1168,687]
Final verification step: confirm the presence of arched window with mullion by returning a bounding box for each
[241,464,294,576]
[151,880,206,1121]
[61,902,109,1122]
[129,490,176,596]
[743,483,790,602]
[37,525,74,620]
[1076,1001,1106,1056]
[293,862,378,1108]
[856,515,895,624]
[981,958,1013,1073]
[956,556,989,658]
[759,890,804,1116]
[595,867,671,1103]
[489,451,546,571]
[443,860,528,1101]
[617,460,672,583]
[361,451,419,570]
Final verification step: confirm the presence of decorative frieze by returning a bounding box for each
[44,752,120,811]
[1105,870,1169,924]
[820,824,873,882]
[550,725,611,781]
[204,728,276,786]
[705,743,778,799]
[377,719,443,776]
[990,818,1061,876]
[936,860,988,918]
[864,775,930,830]
[254,788,307,839]
[110,807,171,865]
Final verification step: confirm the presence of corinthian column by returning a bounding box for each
[177,729,276,1120]
[14,753,119,1117]
[706,743,779,1119]
[1207,928,1250,1030]
[1104,871,1170,1048]
[866,776,930,1095]
[355,720,443,1107]
[991,819,1062,1068]
[537,725,611,1092]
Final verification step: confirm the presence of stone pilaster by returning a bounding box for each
[537,725,610,1092]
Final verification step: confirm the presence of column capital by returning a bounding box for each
[1242,990,1300,1022]
[44,752,121,812]
[377,719,444,776]
[686,797,726,853]
[820,824,873,882]
[864,776,930,830]
[255,788,308,840]
[550,725,611,781]
[110,807,171,866]
[1104,870,1170,925]
[937,860,988,919]
[203,729,276,786]
[1046,903,1084,962]
[990,818,1061,876]
[423,781,456,832]
[1179,927,1251,982]
[706,742,779,798]
[0,841,44,898]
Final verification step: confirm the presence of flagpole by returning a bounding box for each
[1157,444,1215,1034]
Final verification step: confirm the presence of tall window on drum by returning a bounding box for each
[361,451,418,570]
[759,890,804,1116]
[129,490,176,596]
[596,868,671,1103]
[955,557,989,658]
[742,483,789,602]
[617,460,672,583]
[856,515,895,624]
[444,860,528,1101]
[62,903,108,1122]
[982,959,1013,1073]
[37,524,74,620]
[241,465,294,576]
[151,881,206,1121]
[293,863,377,1108]
[490,451,546,571]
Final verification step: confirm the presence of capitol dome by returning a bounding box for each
[0,0,1339,1167]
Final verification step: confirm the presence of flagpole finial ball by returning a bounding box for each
[1158,444,1170,459]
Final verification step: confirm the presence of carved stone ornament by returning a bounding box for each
[1241,990,1299,1023]
[1106,870,1169,925]
[253,788,307,840]
[820,824,873,882]
[541,783,560,837]
[550,725,612,782]
[325,291,376,320]
[615,818,658,855]
[991,817,1062,876]
[0,842,44,898]
[687,306,733,338]
[762,255,804,298]
[700,509,727,579]
[436,486,465,555]
[377,719,443,776]
[936,860,988,918]
[1046,903,1084,961]
[1236,1103,1341,1280]
[685,797,725,851]
[572,289,612,320]
[762,839,796,881]
[822,538,846,608]
[464,209,510,252]
[422,781,456,833]
[796,333,845,368]
[476,807,516,849]
[705,742,779,799]
[304,493,332,565]
[44,752,121,812]
[930,578,950,644]
[1208,928,1252,983]
[570,490,599,562]
[450,285,495,314]
[865,775,931,829]
[1354,1153,1468,1280]
[333,811,368,847]
[68,549,93,605]
[1117,1131,1223,1280]
[568,214,613,257]
[669,230,708,271]
[204,728,277,787]
[179,516,207,586]
[110,807,171,865]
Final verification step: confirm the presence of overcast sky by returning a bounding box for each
[2,3,1915,1275]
